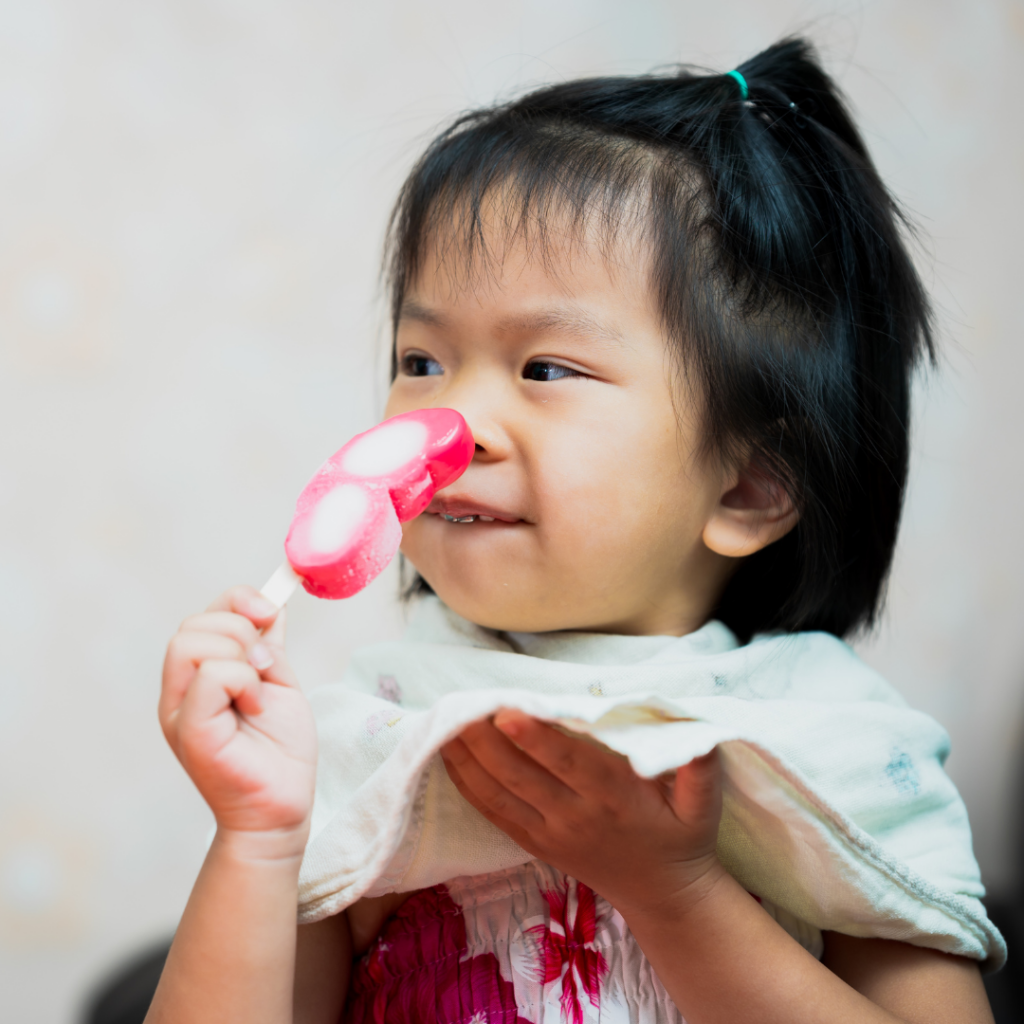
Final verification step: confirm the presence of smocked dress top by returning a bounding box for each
[346,859,822,1024]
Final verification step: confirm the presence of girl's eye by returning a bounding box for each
[523,361,584,382]
[399,352,443,377]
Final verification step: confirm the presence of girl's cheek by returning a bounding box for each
[398,517,428,561]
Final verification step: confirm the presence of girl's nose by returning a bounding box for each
[434,387,511,464]
[458,412,509,463]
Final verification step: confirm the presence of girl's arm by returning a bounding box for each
[146,587,348,1024]
[295,913,353,1022]
[149,830,350,1024]
[823,932,992,1021]
[442,712,994,1024]
[622,859,992,1024]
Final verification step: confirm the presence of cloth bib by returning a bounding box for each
[299,598,1004,969]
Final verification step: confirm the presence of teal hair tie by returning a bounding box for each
[725,69,749,100]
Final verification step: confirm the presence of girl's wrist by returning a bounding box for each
[613,853,731,928]
[212,821,312,866]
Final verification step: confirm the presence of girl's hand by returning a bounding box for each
[442,715,996,1024]
[440,709,724,917]
[160,586,317,850]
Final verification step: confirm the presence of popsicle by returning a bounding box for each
[260,409,474,606]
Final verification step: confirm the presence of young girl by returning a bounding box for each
[149,38,1001,1024]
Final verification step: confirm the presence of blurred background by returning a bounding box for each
[0,0,1021,1020]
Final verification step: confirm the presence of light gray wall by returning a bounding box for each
[1,1,1020,1020]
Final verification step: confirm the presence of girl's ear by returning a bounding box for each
[702,459,799,558]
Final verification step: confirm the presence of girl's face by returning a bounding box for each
[385,223,737,636]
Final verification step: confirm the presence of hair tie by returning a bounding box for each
[725,69,749,100]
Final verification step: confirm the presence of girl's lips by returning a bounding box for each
[425,497,522,523]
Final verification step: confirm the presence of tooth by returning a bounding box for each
[479,516,495,522]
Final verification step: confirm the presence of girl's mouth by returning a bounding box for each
[426,497,522,524]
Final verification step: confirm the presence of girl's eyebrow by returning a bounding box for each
[495,307,625,345]
[399,300,449,328]
[399,299,624,345]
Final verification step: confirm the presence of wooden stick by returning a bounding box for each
[260,561,302,608]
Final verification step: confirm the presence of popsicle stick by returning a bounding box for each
[260,561,302,608]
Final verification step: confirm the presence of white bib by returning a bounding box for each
[298,597,1004,969]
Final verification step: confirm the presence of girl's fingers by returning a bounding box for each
[671,748,722,825]
[262,605,288,648]
[492,710,628,799]
[175,658,264,742]
[441,736,545,833]
[175,608,289,681]
[457,718,577,813]
[178,611,262,653]
[206,585,280,629]
[161,631,246,717]
[252,642,298,690]
[251,609,301,690]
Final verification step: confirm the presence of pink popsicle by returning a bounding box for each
[260,409,474,605]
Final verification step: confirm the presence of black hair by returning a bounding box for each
[385,37,934,641]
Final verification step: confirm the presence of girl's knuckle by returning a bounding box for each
[487,792,509,814]
[559,814,585,835]
[443,740,469,766]
[223,636,246,660]
[197,660,232,688]
[166,633,188,660]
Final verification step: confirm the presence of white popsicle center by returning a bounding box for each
[308,483,369,554]
[342,419,428,477]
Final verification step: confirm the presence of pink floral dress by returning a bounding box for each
[345,860,822,1023]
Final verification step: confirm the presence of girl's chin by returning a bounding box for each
[410,573,600,634]
[411,576,525,629]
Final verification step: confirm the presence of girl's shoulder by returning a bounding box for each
[738,628,908,707]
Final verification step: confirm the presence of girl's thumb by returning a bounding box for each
[671,748,722,823]
[262,605,288,647]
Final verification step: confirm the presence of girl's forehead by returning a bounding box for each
[406,203,654,315]
[402,258,652,340]
[398,294,631,350]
